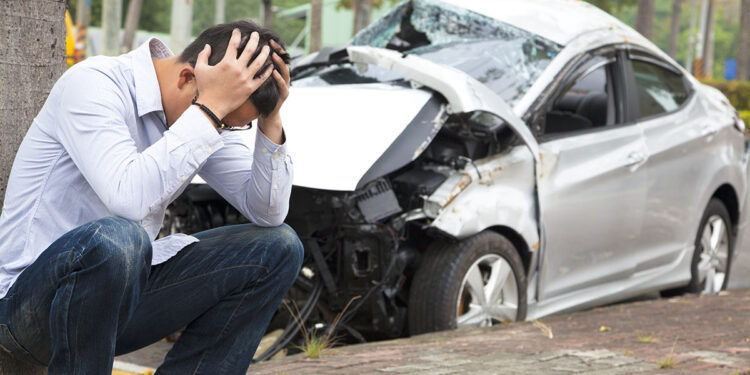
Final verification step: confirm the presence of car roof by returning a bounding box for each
[437,0,641,47]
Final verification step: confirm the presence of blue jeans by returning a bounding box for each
[0,217,303,374]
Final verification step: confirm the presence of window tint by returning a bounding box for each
[544,63,616,135]
[632,60,688,119]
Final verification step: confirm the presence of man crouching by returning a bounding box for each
[0,20,301,374]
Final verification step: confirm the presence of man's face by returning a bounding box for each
[222,99,260,128]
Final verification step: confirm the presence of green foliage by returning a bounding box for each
[739,110,750,125]
[67,0,307,48]
[598,0,745,79]
[701,79,750,110]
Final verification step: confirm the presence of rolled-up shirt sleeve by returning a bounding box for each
[198,127,293,227]
[54,67,224,222]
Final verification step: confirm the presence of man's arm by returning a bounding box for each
[198,130,292,227]
[55,67,224,221]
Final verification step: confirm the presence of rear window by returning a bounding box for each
[631,60,689,119]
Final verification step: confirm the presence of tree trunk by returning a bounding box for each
[0,1,65,371]
[102,0,122,56]
[352,0,372,35]
[170,0,193,54]
[262,0,273,27]
[1,0,67,211]
[309,0,322,53]
[702,0,715,78]
[215,0,225,24]
[636,0,655,40]
[739,0,750,81]
[74,0,90,62]
[669,0,682,58]
[121,0,144,53]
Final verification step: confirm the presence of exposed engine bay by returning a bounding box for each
[161,102,519,350]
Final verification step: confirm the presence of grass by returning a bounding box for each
[284,296,360,359]
[637,333,655,343]
[656,336,679,369]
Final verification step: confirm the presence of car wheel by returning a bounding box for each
[408,231,527,335]
[685,198,734,295]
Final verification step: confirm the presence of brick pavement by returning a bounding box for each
[116,289,750,374]
[244,289,750,375]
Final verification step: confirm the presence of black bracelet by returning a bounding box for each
[191,97,223,129]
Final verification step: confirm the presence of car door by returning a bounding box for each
[536,49,650,301]
[627,51,711,269]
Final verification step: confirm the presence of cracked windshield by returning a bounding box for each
[296,0,562,106]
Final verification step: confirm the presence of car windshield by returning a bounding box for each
[294,0,562,106]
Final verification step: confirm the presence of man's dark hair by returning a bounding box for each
[179,20,291,117]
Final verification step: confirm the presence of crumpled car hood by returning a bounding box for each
[237,83,433,191]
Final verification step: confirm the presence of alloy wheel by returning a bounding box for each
[697,215,730,295]
[456,254,519,328]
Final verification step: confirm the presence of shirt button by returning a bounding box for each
[262,148,269,154]
[207,146,213,153]
[180,176,187,182]
[272,153,278,159]
[273,184,278,190]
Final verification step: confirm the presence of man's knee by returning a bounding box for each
[263,224,304,275]
[78,216,152,275]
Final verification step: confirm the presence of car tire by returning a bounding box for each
[683,198,734,295]
[408,231,527,335]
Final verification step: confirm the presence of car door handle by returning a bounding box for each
[626,151,647,167]
[700,124,718,138]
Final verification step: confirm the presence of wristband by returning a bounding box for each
[191,97,224,129]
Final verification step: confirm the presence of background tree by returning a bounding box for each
[636,0,655,39]
[310,0,322,52]
[353,0,372,34]
[262,0,273,27]
[739,0,750,80]
[121,0,143,52]
[670,0,683,57]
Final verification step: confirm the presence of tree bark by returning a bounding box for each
[352,0,372,35]
[0,1,64,370]
[310,0,322,53]
[636,0,655,40]
[262,0,273,27]
[1,0,67,211]
[739,0,750,80]
[121,0,144,53]
[669,0,683,58]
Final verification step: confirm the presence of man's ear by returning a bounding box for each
[177,66,196,90]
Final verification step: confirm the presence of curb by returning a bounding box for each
[112,360,155,375]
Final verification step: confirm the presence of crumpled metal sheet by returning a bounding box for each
[347,46,540,161]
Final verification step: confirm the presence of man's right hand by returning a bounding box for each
[193,29,273,119]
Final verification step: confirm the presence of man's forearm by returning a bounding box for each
[258,114,284,144]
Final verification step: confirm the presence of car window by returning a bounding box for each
[632,60,688,119]
[543,62,618,135]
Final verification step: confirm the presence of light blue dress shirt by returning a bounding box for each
[0,39,293,299]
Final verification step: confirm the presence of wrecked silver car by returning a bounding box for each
[164,0,750,358]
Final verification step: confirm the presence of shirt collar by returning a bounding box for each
[132,38,174,118]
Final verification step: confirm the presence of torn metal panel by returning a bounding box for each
[347,46,540,161]
[424,145,539,253]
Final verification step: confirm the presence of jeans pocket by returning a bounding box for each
[0,324,46,367]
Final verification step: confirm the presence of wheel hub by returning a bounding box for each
[456,254,518,328]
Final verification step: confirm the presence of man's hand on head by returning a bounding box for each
[257,39,291,144]
[193,29,273,120]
